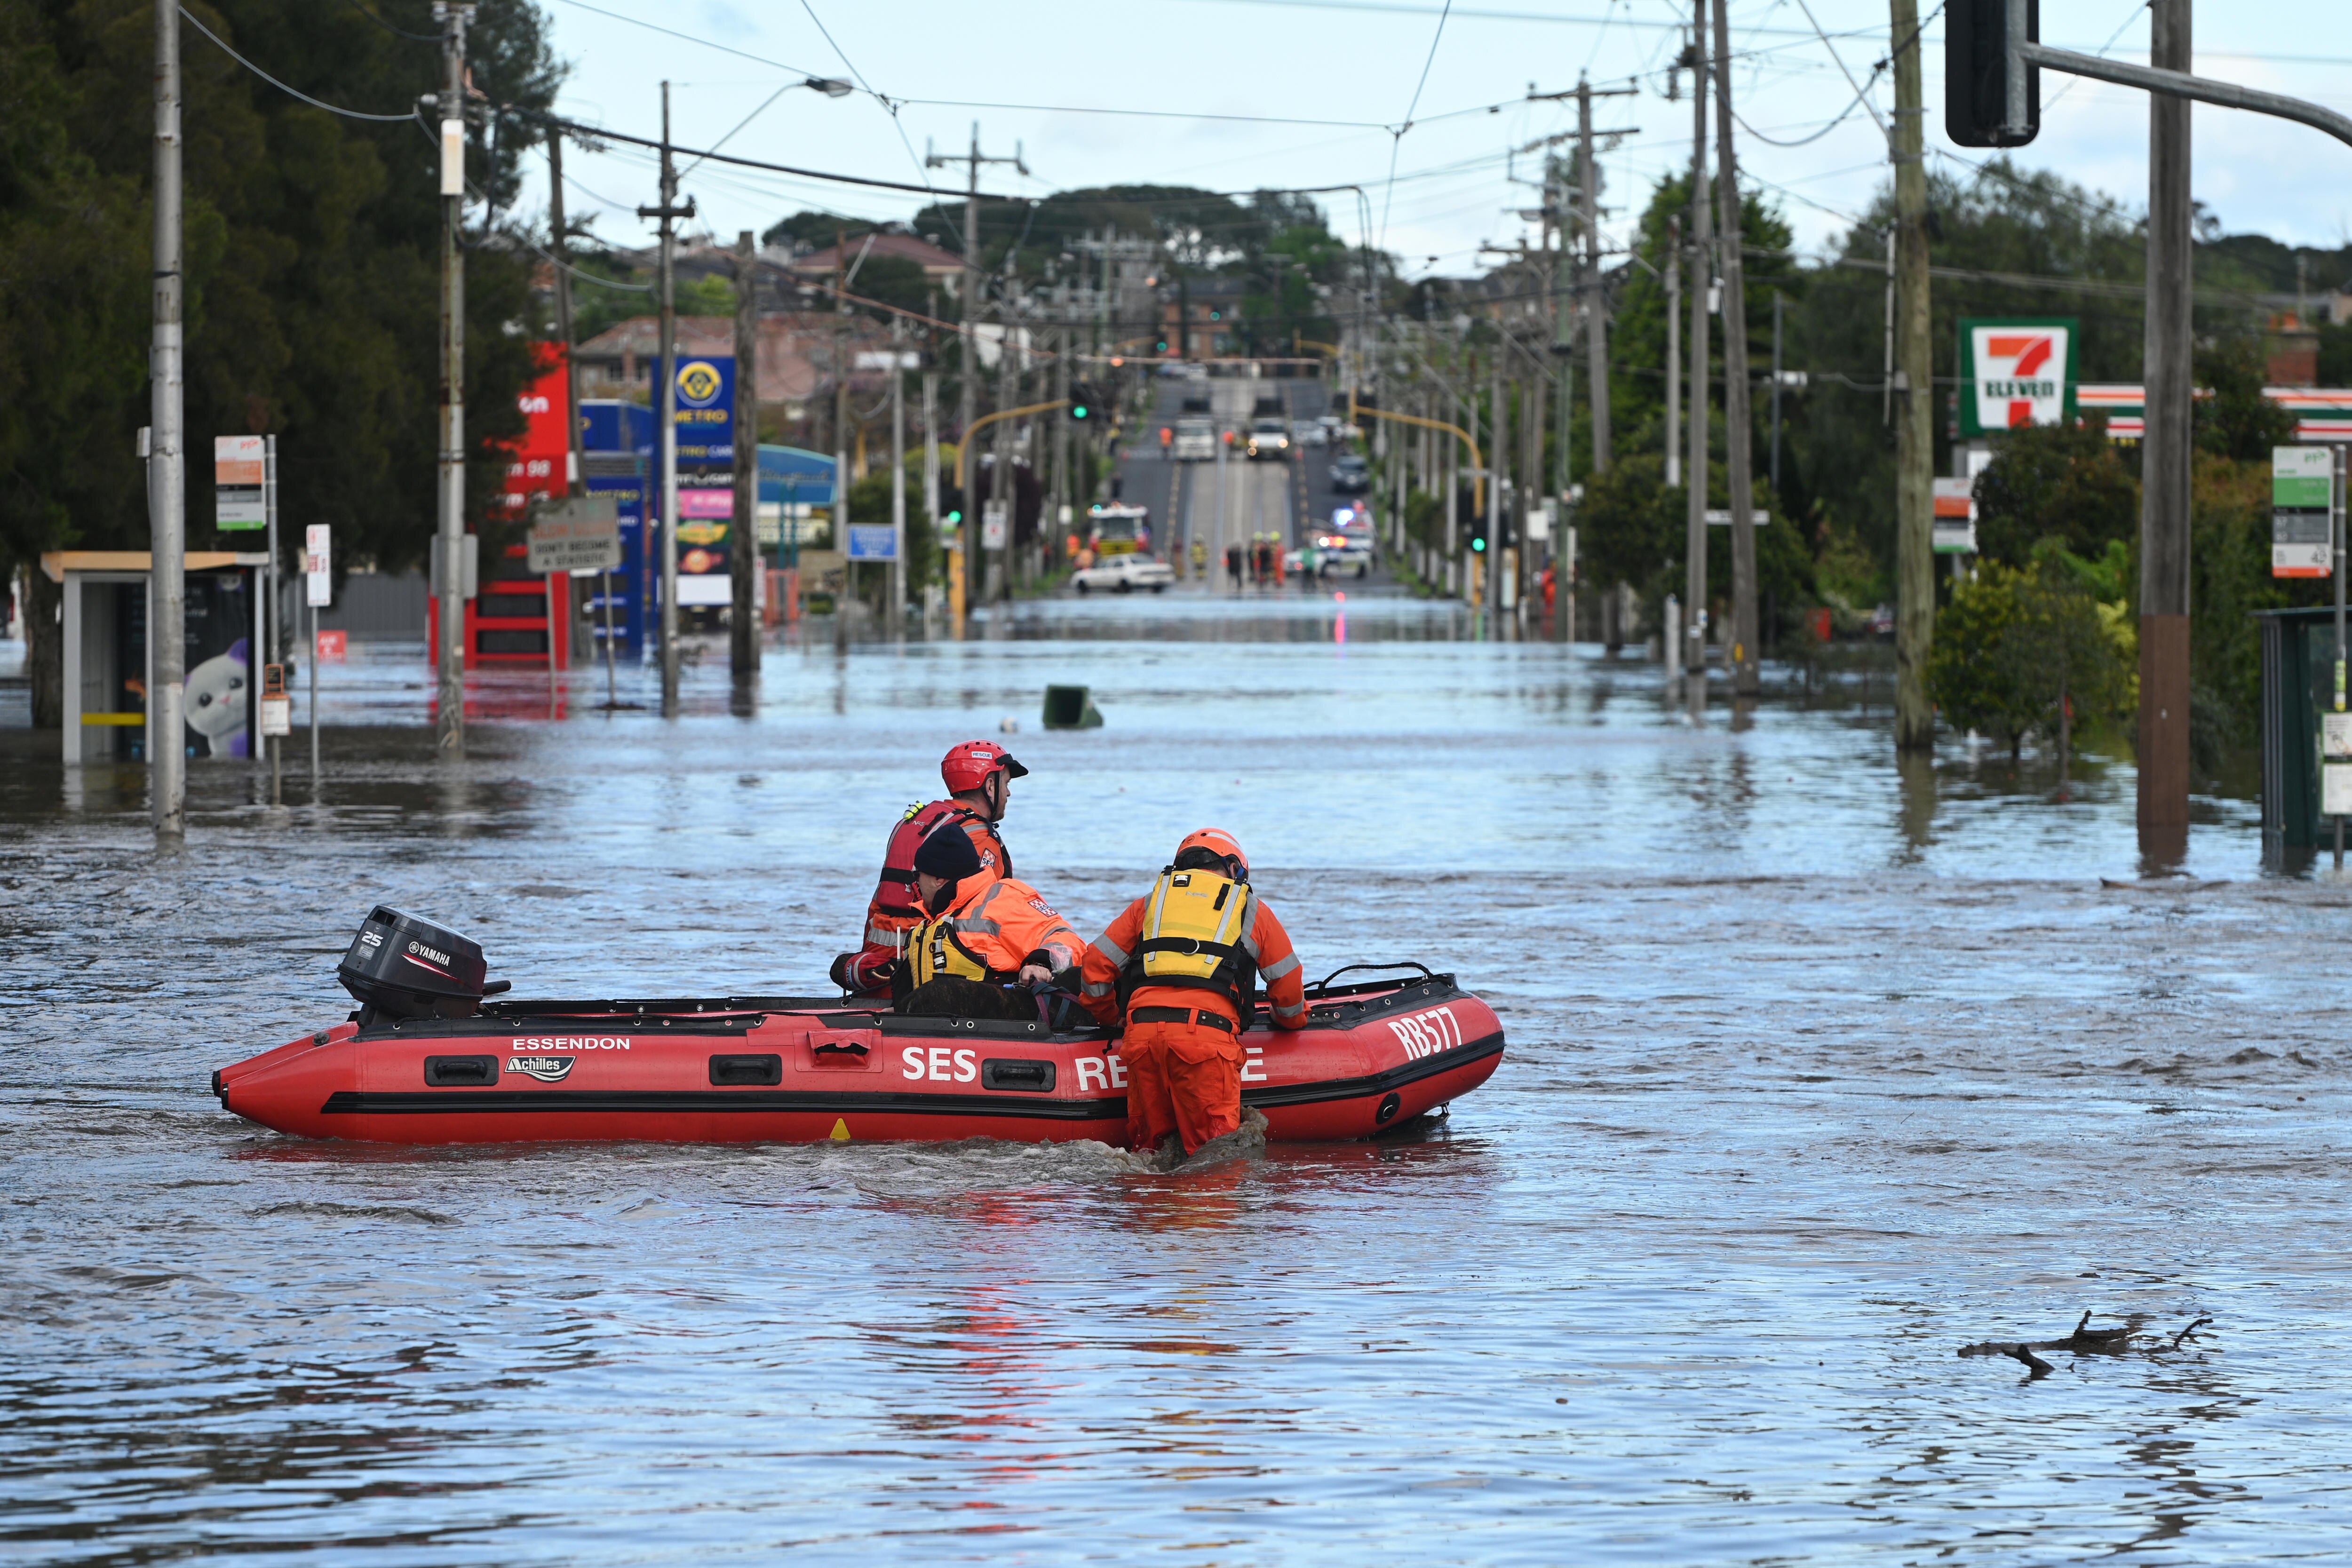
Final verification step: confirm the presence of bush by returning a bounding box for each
[1930,556,2131,764]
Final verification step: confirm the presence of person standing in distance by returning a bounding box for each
[1078,829,1307,1158]
[832,740,1027,996]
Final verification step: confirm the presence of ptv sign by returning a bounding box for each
[1959,317,2079,436]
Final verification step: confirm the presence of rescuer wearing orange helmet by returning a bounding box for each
[1078,829,1307,1157]
[892,824,1081,1009]
[832,740,1028,996]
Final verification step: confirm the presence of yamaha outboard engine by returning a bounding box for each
[337,906,506,1025]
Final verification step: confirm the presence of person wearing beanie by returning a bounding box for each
[890,816,1080,1011]
[831,740,1028,997]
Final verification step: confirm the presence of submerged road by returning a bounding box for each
[0,606,2340,1564]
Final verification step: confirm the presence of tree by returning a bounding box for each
[1971,416,2139,566]
[2195,334,2296,460]
[2,0,563,722]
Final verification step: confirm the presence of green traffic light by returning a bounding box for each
[1471,537,1486,552]
[946,509,962,524]
[1072,405,1089,420]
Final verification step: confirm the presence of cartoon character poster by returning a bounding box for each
[182,573,253,758]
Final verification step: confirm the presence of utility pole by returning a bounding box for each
[2140,0,2193,856]
[1575,78,1637,472]
[926,125,1025,632]
[550,130,585,501]
[1713,0,1760,696]
[833,229,850,618]
[636,83,693,715]
[1685,22,1713,705]
[1891,0,1934,748]
[1488,350,1507,624]
[993,294,1018,604]
[731,229,758,678]
[890,311,907,637]
[1666,213,1682,487]
[1770,291,1784,491]
[923,287,941,581]
[150,0,186,836]
[433,2,473,752]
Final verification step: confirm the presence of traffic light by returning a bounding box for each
[1946,0,2040,148]
[1067,382,1096,423]
[1470,535,1486,553]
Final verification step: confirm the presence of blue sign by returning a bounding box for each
[580,399,656,455]
[846,524,898,561]
[757,444,835,507]
[670,356,735,472]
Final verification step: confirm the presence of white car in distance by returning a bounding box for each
[1070,553,1175,594]
[1171,418,1216,461]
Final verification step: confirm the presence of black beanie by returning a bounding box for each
[914,825,984,882]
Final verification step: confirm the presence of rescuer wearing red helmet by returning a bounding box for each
[831,740,1030,995]
[1078,829,1307,1157]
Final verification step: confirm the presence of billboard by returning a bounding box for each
[1958,318,2079,436]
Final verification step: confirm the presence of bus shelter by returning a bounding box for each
[43,550,267,767]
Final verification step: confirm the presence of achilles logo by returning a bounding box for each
[1388,1006,1463,1061]
[507,1056,576,1082]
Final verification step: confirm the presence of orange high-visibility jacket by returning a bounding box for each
[1078,888,1306,1034]
[906,875,1081,984]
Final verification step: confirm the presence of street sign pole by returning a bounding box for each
[305,524,330,790]
[265,434,279,792]
[2336,442,2346,868]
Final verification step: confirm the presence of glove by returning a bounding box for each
[828,953,857,993]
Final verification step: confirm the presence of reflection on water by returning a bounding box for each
[1,611,2341,1564]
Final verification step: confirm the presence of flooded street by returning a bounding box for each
[4,601,2346,1564]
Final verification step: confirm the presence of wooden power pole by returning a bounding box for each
[2140,0,2194,859]
[1684,22,1712,700]
[1891,0,1935,748]
[1712,0,1760,695]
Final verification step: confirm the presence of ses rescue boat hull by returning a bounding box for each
[213,974,1502,1147]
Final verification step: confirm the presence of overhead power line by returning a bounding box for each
[178,6,420,120]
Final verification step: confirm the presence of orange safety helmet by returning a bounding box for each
[1176,828,1248,882]
[942,739,1029,795]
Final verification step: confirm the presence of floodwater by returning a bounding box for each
[4,597,2347,1564]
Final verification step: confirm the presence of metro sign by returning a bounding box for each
[1959,317,2079,436]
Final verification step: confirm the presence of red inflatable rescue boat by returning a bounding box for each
[211,908,1505,1147]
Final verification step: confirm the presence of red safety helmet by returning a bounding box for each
[1176,828,1248,882]
[941,740,1029,796]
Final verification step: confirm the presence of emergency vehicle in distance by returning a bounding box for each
[1086,504,1152,557]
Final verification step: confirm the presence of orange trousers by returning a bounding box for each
[1121,1019,1242,1155]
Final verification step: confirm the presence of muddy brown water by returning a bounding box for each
[2,601,2343,1564]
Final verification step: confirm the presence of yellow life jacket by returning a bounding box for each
[904,908,1005,989]
[1123,866,1254,1015]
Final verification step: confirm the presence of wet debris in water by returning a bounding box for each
[1957,1311,2214,1378]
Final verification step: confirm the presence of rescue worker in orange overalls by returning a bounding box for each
[891,826,1081,1009]
[831,740,1027,996]
[1078,829,1307,1157]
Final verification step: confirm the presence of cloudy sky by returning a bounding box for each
[524,0,2352,279]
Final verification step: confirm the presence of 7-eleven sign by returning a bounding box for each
[1959,317,2079,436]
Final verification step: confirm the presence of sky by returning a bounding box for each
[523,0,2352,283]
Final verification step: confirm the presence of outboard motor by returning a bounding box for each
[337,906,507,1026]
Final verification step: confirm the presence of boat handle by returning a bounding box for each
[1308,961,1434,995]
[812,1041,869,1057]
